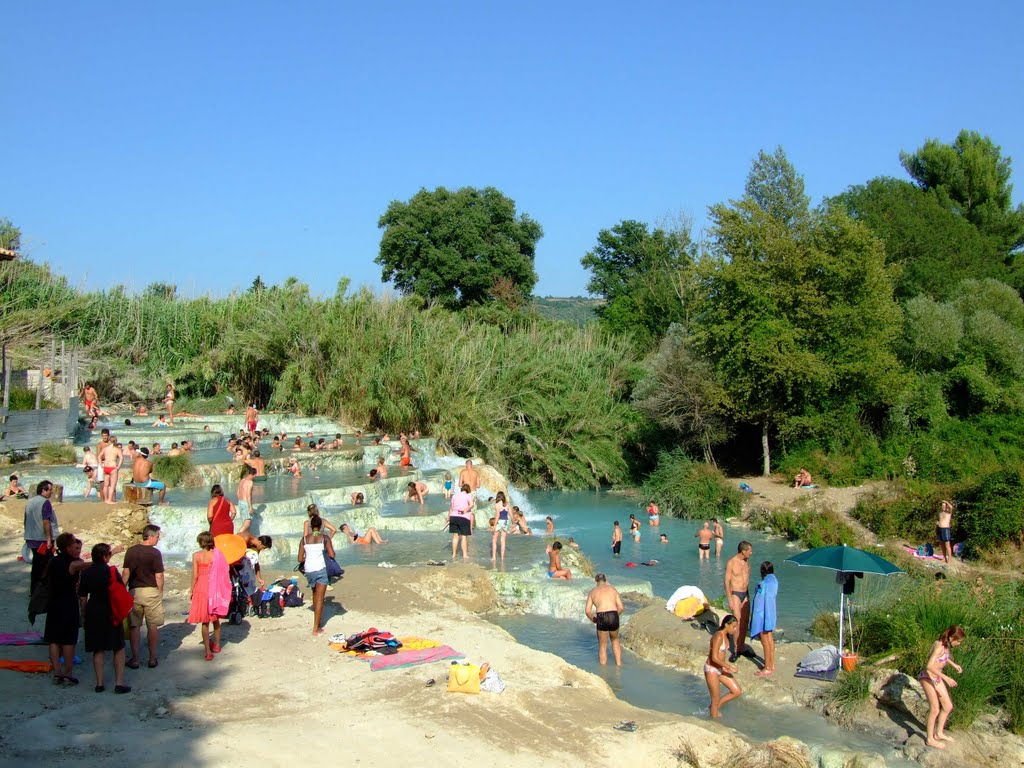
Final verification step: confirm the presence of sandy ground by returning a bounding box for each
[0,499,747,768]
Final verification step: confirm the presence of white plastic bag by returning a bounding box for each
[480,667,505,693]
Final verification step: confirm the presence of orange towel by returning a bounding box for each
[0,660,52,674]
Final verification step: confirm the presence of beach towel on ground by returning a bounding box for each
[369,646,464,671]
[0,660,52,674]
[0,632,44,645]
[208,549,231,618]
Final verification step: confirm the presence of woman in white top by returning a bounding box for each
[298,515,335,636]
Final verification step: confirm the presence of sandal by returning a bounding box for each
[114,685,132,694]
[95,685,105,693]
[613,721,638,732]
[64,676,79,686]
[53,675,66,686]
[205,653,214,661]
[125,659,140,670]
[147,658,159,668]
[210,644,221,654]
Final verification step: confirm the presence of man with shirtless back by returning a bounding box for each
[459,460,480,493]
[585,573,625,666]
[712,518,725,558]
[936,500,954,564]
[132,447,166,504]
[695,522,715,560]
[245,450,266,479]
[237,466,256,534]
[245,403,258,435]
[725,541,753,660]
[97,429,122,504]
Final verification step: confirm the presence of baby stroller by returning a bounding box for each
[227,563,253,625]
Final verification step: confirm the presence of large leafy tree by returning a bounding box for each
[581,219,692,345]
[900,130,1024,254]
[834,178,1006,299]
[376,186,542,309]
[699,149,903,474]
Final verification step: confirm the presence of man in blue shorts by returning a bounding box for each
[132,448,166,504]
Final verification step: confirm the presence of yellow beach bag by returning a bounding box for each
[447,662,481,694]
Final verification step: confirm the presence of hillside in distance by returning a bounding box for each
[531,296,601,325]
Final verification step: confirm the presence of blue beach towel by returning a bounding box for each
[749,573,778,637]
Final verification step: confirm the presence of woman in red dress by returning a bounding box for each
[207,484,236,537]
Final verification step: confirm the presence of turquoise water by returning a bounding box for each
[527,490,898,639]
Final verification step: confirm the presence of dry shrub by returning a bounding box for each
[720,739,814,768]
[672,739,702,768]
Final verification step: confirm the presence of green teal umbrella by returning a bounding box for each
[785,544,904,655]
[785,544,904,575]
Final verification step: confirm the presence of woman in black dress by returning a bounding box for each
[79,543,131,693]
[44,533,88,686]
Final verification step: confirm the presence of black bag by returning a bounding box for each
[283,585,304,607]
[325,554,344,582]
[268,594,284,618]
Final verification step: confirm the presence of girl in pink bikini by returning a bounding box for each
[919,625,964,750]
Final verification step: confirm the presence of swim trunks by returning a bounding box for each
[247,421,257,432]
[612,540,621,555]
[595,611,620,632]
[936,526,951,543]
[699,543,710,551]
[547,571,556,578]
[731,590,749,602]
[236,500,251,522]
[253,475,267,483]
[103,466,116,476]
[142,480,165,491]
[649,515,659,523]
[400,456,411,467]
[494,519,510,533]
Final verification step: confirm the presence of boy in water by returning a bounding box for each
[547,541,572,580]
[611,521,623,557]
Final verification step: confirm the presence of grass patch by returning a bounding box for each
[36,442,76,465]
[151,454,201,488]
[641,448,743,520]
[671,739,702,768]
[5,386,60,410]
[823,667,874,723]
[746,501,857,549]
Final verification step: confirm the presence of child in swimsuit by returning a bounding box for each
[443,472,454,500]
[704,615,742,718]
[919,625,964,749]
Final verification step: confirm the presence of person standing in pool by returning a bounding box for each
[458,460,480,493]
[442,471,454,500]
[163,383,175,425]
[245,449,266,479]
[491,492,511,560]
[100,436,123,504]
[704,615,742,718]
[245,403,258,435]
[712,518,725,558]
[611,521,623,557]
[237,466,255,535]
[750,561,778,677]
[695,522,714,560]
[936,500,954,564]
[647,501,660,527]
[629,514,641,542]
[724,541,753,661]
[449,483,475,560]
[585,573,625,666]
[398,434,418,468]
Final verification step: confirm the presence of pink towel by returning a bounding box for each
[369,645,464,671]
[208,548,231,617]
[0,632,44,646]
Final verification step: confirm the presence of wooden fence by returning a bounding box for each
[0,341,82,452]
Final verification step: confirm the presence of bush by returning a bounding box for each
[641,449,743,520]
[956,467,1024,556]
[37,442,76,465]
[851,481,945,545]
[747,503,857,549]
[151,455,200,488]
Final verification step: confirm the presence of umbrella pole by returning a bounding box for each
[838,591,845,653]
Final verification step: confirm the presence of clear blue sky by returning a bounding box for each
[3,2,1022,298]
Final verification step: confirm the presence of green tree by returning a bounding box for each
[580,219,692,344]
[900,130,1024,253]
[377,186,542,309]
[834,178,1007,299]
[143,282,177,300]
[0,217,21,254]
[632,323,729,464]
[248,275,267,294]
[700,149,903,474]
